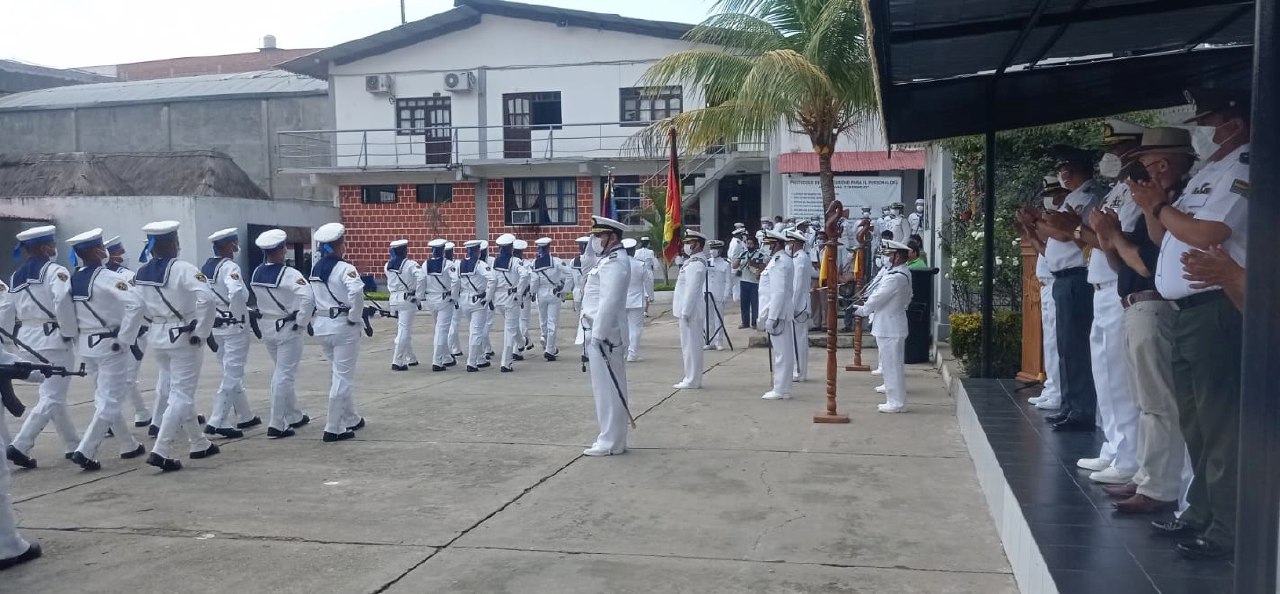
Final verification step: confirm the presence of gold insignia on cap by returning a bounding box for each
[296,278,308,286]
[230,272,240,280]
[57,271,69,281]
[195,273,207,282]
[116,281,129,291]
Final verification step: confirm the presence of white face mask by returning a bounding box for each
[589,236,605,256]
[710,249,721,258]
[1098,153,1123,179]
[916,205,925,213]
[682,244,694,256]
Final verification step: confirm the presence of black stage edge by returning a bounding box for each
[956,377,1234,594]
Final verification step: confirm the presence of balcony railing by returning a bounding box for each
[275,121,767,172]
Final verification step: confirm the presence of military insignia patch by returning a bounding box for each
[230,272,240,280]
[346,270,358,279]
[57,272,69,281]
[1230,179,1250,198]
[296,278,308,286]
[116,281,129,290]
[195,273,207,282]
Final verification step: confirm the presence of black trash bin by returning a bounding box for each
[905,268,938,364]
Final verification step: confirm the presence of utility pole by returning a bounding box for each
[400,0,407,24]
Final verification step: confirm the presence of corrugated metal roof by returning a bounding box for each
[777,151,926,174]
[0,69,327,112]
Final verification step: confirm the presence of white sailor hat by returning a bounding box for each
[444,241,456,250]
[463,239,482,248]
[535,237,553,247]
[762,230,788,243]
[67,228,104,251]
[142,220,180,237]
[731,228,747,236]
[16,225,57,245]
[621,238,638,249]
[733,222,746,229]
[513,239,528,251]
[208,227,238,244]
[786,230,808,242]
[576,236,591,244]
[105,235,124,250]
[683,230,707,242]
[479,240,490,250]
[389,239,409,249]
[861,206,873,212]
[428,238,446,248]
[590,215,625,234]
[314,222,345,244]
[495,233,516,246]
[255,229,288,250]
[883,239,910,251]
[640,236,650,241]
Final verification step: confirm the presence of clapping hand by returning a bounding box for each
[1089,208,1122,251]
[1182,245,1244,291]
[1127,176,1169,211]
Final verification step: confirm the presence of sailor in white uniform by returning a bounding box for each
[0,351,43,569]
[908,198,928,235]
[104,236,152,428]
[478,240,496,360]
[66,229,147,471]
[621,238,654,362]
[726,225,747,302]
[529,237,568,361]
[580,216,632,456]
[418,238,459,372]
[443,242,463,361]
[672,231,709,390]
[786,230,815,382]
[856,239,913,413]
[203,228,260,439]
[513,239,535,354]
[3,225,80,469]
[385,239,421,371]
[134,221,218,471]
[309,223,367,443]
[758,231,795,400]
[488,234,529,373]
[634,237,658,315]
[704,240,732,351]
[457,240,493,372]
[250,229,314,439]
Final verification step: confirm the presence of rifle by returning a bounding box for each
[248,309,264,339]
[1,361,88,417]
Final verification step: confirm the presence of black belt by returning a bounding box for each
[1171,290,1225,311]
[1051,267,1088,279]
[1121,290,1164,309]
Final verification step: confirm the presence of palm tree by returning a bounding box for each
[633,186,673,284]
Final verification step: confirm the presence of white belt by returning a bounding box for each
[150,315,188,323]
[18,317,53,324]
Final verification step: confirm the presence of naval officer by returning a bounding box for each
[580,216,632,456]
[758,230,794,400]
[856,240,913,413]
[672,231,708,390]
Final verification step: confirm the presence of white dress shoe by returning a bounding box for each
[702,345,715,351]
[761,391,791,400]
[1034,399,1061,410]
[874,385,886,394]
[877,403,906,413]
[1027,395,1046,404]
[1076,457,1112,472]
[1089,466,1135,485]
[871,368,883,376]
[673,381,701,390]
[625,354,640,362]
[583,445,625,457]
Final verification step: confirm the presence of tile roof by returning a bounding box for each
[112,49,318,81]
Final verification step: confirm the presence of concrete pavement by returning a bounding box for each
[2,305,1014,593]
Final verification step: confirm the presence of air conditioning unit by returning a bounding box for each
[443,71,475,92]
[510,210,537,225]
[365,74,393,94]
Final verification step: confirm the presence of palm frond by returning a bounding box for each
[684,13,788,53]
[637,50,757,107]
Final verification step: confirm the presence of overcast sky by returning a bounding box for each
[3,0,715,70]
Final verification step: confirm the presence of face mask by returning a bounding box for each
[588,236,605,256]
[711,249,721,258]
[916,205,925,213]
[1098,153,1123,179]
[682,244,694,256]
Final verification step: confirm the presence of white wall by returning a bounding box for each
[924,144,954,341]
[773,116,890,156]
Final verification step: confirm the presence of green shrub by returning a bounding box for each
[654,282,675,292]
[949,311,1021,377]
[364,291,389,301]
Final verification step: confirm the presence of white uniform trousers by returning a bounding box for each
[482,308,495,354]
[151,348,213,459]
[537,298,561,356]
[497,304,521,368]
[708,297,728,349]
[1090,286,1139,474]
[11,348,78,456]
[877,336,907,408]
[1039,281,1062,403]
[460,305,488,367]
[677,314,706,387]
[319,327,362,435]
[519,300,532,349]
[625,308,644,358]
[124,345,150,423]
[209,332,254,429]
[1124,300,1186,502]
[447,306,462,356]
[430,303,456,366]
[392,307,419,367]
[76,351,143,460]
[586,339,629,453]
[791,320,810,381]
[262,326,306,432]
[0,461,31,560]
[767,320,795,397]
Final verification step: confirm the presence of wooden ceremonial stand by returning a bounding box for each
[1015,238,1045,383]
[815,200,850,424]
[845,214,873,372]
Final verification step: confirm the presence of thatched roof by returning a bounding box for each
[0,151,269,199]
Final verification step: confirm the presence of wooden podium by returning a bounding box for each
[1016,238,1045,383]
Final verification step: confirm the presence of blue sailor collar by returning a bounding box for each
[134,258,176,287]
[310,256,343,283]
[534,253,554,271]
[252,263,287,288]
[425,256,444,275]
[8,259,52,292]
[70,265,104,301]
[200,257,229,281]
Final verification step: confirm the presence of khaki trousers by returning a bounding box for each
[1123,300,1185,502]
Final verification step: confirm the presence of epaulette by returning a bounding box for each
[607,252,618,259]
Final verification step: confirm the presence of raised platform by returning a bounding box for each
[949,374,1235,594]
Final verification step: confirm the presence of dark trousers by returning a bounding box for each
[1167,293,1241,549]
[1052,271,1097,421]
[739,281,759,327]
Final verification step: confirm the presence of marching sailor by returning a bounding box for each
[66,228,147,471]
[250,229,314,439]
[385,239,421,371]
[488,234,528,373]
[457,240,493,372]
[621,238,653,362]
[529,237,568,361]
[309,223,368,442]
[418,238,459,372]
[135,220,218,471]
[856,239,913,413]
[443,242,463,361]
[0,350,43,570]
[580,216,632,456]
[3,225,80,469]
[758,230,795,400]
[105,236,152,428]
[704,239,732,351]
[672,231,708,390]
[478,240,496,360]
[513,239,535,354]
[787,229,815,382]
[203,228,260,439]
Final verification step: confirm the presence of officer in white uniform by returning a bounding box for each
[309,223,367,443]
[1024,177,1068,411]
[704,240,733,351]
[385,239,421,371]
[3,226,80,469]
[203,228,260,439]
[0,351,42,569]
[66,229,147,471]
[786,230,815,382]
[418,238,459,372]
[856,240,913,412]
[758,231,794,400]
[621,238,654,362]
[443,242,463,361]
[908,199,928,235]
[104,236,152,428]
[672,231,709,389]
[887,203,911,244]
[457,240,493,372]
[250,229,314,439]
[634,237,658,314]
[134,221,218,472]
[580,216,632,457]
[726,226,747,302]
[529,237,567,361]
[488,234,528,373]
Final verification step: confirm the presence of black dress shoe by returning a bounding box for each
[512,353,524,361]
[289,415,311,429]
[212,427,244,439]
[1045,412,1068,424]
[432,365,446,372]
[189,443,221,459]
[236,417,262,430]
[64,452,74,460]
[322,431,355,442]
[105,428,115,438]
[1151,518,1200,537]
[146,453,182,472]
[443,359,458,368]
[121,445,146,459]
[348,417,365,432]
[408,361,420,367]
[451,352,463,359]
[197,414,206,425]
[203,424,217,435]
[70,451,102,471]
[0,543,42,571]
[1176,537,1233,561]
[500,366,514,373]
[1052,418,1095,432]
[477,361,491,369]
[467,366,479,373]
[267,427,295,439]
[544,352,557,362]
[148,424,160,437]
[391,364,409,372]
[134,418,152,428]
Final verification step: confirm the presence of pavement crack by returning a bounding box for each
[14,469,137,504]
[22,525,428,548]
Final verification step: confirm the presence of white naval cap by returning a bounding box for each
[640,236,650,241]
[495,233,516,247]
[731,228,747,236]
[786,230,808,242]
[444,241,456,250]
[142,220,181,237]
[314,222,345,244]
[208,227,238,244]
[105,235,123,250]
[16,225,57,244]
[883,239,910,251]
[683,230,707,242]
[621,238,638,249]
[479,240,490,250]
[708,239,725,248]
[762,230,788,243]
[535,237,553,247]
[590,215,625,234]
[576,236,591,244]
[255,229,288,250]
[464,239,482,248]
[513,239,528,250]
[733,222,746,229]
[389,239,409,249]
[67,228,104,249]
[428,238,447,248]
